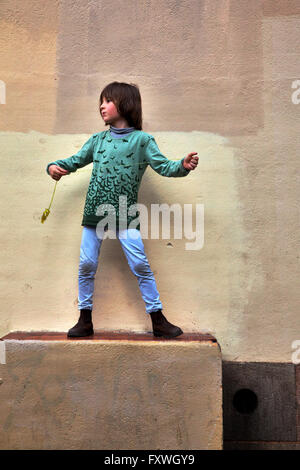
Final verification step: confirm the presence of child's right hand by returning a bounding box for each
[48,164,70,181]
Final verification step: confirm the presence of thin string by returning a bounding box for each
[48,180,58,210]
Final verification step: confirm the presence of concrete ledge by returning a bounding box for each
[1,331,218,342]
[0,332,222,450]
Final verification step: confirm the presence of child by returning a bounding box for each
[46,81,198,338]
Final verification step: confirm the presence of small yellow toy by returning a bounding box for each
[41,181,58,224]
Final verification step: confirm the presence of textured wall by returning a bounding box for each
[0,0,299,362]
[0,338,222,450]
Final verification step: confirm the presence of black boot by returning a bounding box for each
[150,309,183,339]
[67,309,94,337]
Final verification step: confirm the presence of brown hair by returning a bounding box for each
[99,81,143,130]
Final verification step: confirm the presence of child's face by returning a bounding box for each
[100,97,120,126]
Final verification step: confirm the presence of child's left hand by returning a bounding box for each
[183,152,199,171]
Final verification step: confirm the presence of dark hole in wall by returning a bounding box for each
[232,388,258,414]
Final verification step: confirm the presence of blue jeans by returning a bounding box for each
[78,226,163,314]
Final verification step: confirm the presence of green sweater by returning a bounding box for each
[46,129,190,230]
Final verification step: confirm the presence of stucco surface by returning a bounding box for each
[0,339,222,450]
[0,0,300,364]
[0,129,247,360]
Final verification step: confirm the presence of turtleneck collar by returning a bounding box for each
[109,125,135,138]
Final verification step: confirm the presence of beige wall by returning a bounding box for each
[0,338,222,450]
[1,0,300,362]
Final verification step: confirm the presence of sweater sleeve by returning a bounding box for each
[144,136,190,178]
[46,135,95,175]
